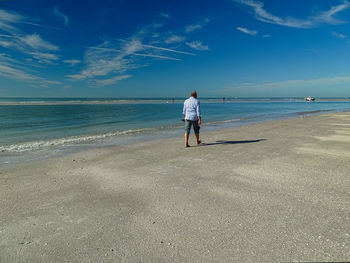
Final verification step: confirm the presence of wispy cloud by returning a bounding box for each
[0,8,62,31]
[160,12,170,19]
[233,0,350,28]
[185,18,210,33]
[30,52,59,62]
[20,34,59,51]
[68,35,193,86]
[165,34,186,44]
[0,8,61,85]
[54,6,70,26]
[117,38,195,55]
[331,31,346,39]
[94,75,131,86]
[227,75,350,91]
[0,8,23,33]
[186,41,209,51]
[236,26,258,36]
[0,54,60,86]
[185,24,202,33]
[0,62,36,81]
[0,33,59,63]
[62,59,81,66]
[82,45,184,61]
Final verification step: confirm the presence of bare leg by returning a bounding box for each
[185,133,190,147]
[195,133,201,145]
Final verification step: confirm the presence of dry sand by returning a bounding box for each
[1,112,349,262]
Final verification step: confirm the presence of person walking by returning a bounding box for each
[183,91,201,147]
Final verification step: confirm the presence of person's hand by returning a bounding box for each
[198,119,201,126]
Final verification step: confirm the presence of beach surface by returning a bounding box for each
[1,112,349,263]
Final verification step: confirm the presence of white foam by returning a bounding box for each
[0,127,157,153]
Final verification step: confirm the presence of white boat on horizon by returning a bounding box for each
[304,97,315,102]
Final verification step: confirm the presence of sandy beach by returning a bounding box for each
[1,111,349,263]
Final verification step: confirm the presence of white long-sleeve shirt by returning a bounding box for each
[182,97,201,121]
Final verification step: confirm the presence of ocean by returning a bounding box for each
[1,97,350,165]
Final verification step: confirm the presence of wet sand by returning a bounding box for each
[1,112,349,262]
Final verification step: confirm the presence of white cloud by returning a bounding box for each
[315,1,350,24]
[0,34,59,63]
[0,39,12,48]
[0,63,36,81]
[0,9,60,65]
[185,41,209,51]
[0,56,60,86]
[95,75,131,86]
[67,74,86,80]
[0,9,61,85]
[165,34,186,44]
[185,18,210,33]
[228,75,350,91]
[20,34,59,51]
[0,8,62,32]
[0,9,23,33]
[160,12,170,19]
[262,34,271,38]
[30,52,59,63]
[233,0,350,28]
[236,26,258,36]
[54,6,70,26]
[331,31,346,39]
[69,29,194,85]
[62,59,81,66]
[185,24,202,33]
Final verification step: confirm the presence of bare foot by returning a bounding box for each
[185,144,190,148]
[197,140,202,145]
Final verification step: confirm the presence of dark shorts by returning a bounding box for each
[185,120,200,134]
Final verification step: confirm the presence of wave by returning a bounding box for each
[296,109,332,115]
[204,117,249,126]
[0,118,247,154]
[0,127,160,153]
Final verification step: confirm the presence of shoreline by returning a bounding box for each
[1,108,349,166]
[1,111,350,262]
[1,97,350,106]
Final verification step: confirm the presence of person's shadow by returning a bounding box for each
[200,139,266,146]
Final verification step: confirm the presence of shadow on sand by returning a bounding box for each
[200,139,266,146]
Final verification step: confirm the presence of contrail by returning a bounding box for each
[81,46,182,61]
[117,38,195,55]
[132,53,182,61]
[80,46,122,52]
[21,21,64,31]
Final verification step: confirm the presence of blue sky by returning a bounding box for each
[1,0,350,97]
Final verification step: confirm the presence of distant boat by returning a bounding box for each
[304,97,315,102]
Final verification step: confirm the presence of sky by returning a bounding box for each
[1,0,350,98]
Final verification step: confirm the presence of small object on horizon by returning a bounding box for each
[304,97,315,102]
[222,97,225,103]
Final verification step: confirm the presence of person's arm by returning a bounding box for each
[182,103,186,120]
[197,101,201,125]
[182,101,186,120]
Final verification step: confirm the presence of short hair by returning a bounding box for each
[190,91,197,98]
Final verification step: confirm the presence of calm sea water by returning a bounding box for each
[1,97,350,164]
